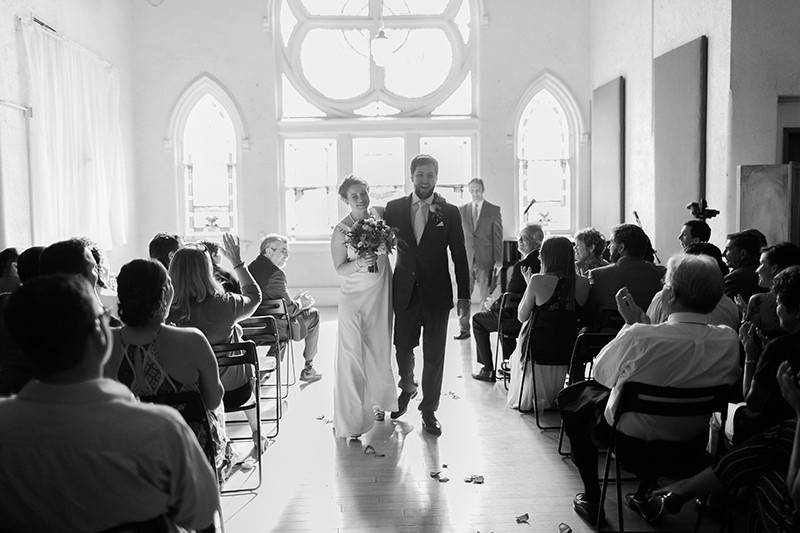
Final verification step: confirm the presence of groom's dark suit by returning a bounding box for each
[384,193,469,413]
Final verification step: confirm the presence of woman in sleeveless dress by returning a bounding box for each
[330,175,398,438]
[105,259,226,461]
[507,236,590,411]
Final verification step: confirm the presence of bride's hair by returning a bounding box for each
[338,174,370,201]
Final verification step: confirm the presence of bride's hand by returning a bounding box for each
[358,252,377,268]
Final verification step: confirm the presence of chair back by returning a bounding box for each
[239,315,279,345]
[495,292,523,336]
[254,298,294,340]
[140,390,215,469]
[613,381,730,421]
[213,340,259,370]
[566,331,616,385]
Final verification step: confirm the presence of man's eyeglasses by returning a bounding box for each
[269,246,289,255]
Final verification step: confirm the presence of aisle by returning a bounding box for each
[221,307,706,532]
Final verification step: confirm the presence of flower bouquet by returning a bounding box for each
[344,217,397,273]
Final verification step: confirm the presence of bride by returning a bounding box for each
[330,175,398,438]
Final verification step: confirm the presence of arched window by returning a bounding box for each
[168,76,246,237]
[515,74,583,234]
[277,0,479,239]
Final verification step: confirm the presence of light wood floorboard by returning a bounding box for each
[221,306,717,533]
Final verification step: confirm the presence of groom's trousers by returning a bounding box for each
[394,286,450,413]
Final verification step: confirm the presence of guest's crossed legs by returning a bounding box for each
[394,289,449,413]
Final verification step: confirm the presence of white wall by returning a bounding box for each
[130,0,591,301]
[590,0,732,259]
[730,0,800,234]
[0,0,137,266]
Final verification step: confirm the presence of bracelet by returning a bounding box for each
[233,261,245,269]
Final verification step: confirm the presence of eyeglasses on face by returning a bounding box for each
[269,246,289,255]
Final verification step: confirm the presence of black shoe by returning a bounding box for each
[453,331,471,340]
[472,368,496,382]
[625,493,663,524]
[421,411,442,436]
[573,493,604,525]
[390,390,418,419]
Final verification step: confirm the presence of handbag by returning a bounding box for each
[557,379,610,414]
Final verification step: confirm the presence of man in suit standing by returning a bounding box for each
[383,154,470,436]
[455,178,503,340]
[722,230,764,303]
[471,223,542,381]
[587,224,665,330]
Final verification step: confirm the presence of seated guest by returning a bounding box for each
[574,227,608,277]
[105,259,226,455]
[677,219,711,250]
[642,243,738,329]
[0,247,20,294]
[249,234,322,382]
[0,274,217,531]
[563,254,740,524]
[0,247,44,395]
[586,224,665,329]
[471,223,542,381]
[201,240,241,294]
[507,236,589,410]
[736,265,800,443]
[39,239,121,326]
[167,234,265,450]
[742,242,800,342]
[723,230,764,302]
[79,237,119,317]
[779,361,800,512]
[148,232,183,270]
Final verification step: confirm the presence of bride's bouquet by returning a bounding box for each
[344,217,397,273]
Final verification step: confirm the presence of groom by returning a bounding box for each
[383,154,470,436]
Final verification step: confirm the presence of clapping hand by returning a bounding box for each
[733,294,748,317]
[777,361,800,416]
[521,266,534,284]
[615,287,644,325]
[739,321,766,359]
[295,290,315,310]
[221,233,242,266]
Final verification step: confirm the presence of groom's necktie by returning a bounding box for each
[472,203,479,227]
[413,200,428,244]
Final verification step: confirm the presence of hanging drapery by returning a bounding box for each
[20,18,128,249]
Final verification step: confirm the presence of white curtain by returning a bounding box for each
[21,19,128,249]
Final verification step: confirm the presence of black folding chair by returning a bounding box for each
[597,382,729,533]
[557,330,617,455]
[493,292,522,389]
[256,298,297,388]
[213,340,263,493]
[239,314,284,411]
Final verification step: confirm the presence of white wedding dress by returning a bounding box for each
[332,210,398,438]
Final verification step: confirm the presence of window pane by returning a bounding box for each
[300,0,359,16]
[282,75,326,118]
[517,90,569,160]
[183,94,237,234]
[284,139,337,186]
[455,0,471,44]
[384,0,449,15]
[352,137,405,186]
[353,100,400,116]
[519,160,571,232]
[420,136,472,183]
[383,29,452,98]
[432,72,471,116]
[280,0,298,47]
[301,29,370,99]
[434,184,467,206]
[285,186,337,236]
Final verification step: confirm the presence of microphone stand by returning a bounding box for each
[632,210,661,264]
[523,197,536,216]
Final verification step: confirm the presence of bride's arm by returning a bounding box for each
[331,227,365,276]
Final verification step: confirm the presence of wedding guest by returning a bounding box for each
[573,227,609,277]
[586,224,665,330]
[507,236,589,409]
[723,230,764,302]
[149,232,183,270]
[0,247,20,294]
[736,265,800,443]
[201,240,241,294]
[0,274,218,531]
[16,246,44,283]
[167,234,265,450]
[564,254,740,525]
[677,219,711,250]
[105,259,226,456]
[471,223,542,381]
[455,177,503,340]
[78,237,118,317]
[249,234,322,382]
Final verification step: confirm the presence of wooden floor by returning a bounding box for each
[221,306,713,533]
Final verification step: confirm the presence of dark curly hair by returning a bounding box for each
[117,259,169,327]
[574,227,606,258]
[762,242,800,274]
[774,265,800,314]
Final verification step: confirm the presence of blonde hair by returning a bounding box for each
[168,247,222,322]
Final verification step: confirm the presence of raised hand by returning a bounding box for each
[615,286,644,325]
[521,266,533,284]
[221,233,242,265]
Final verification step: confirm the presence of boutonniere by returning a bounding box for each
[429,194,446,226]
